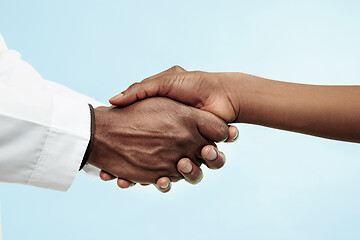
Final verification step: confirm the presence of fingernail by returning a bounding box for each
[117,180,126,188]
[110,93,124,101]
[232,129,239,142]
[181,162,192,173]
[206,148,218,161]
[160,181,169,189]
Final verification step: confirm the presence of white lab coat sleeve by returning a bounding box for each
[40,79,103,177]
[0,34,101,191]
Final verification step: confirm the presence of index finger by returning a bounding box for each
[109,66,186,106]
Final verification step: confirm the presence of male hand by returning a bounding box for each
[103,66,243,192]
[104,66,241,192]
[88,97,230,186]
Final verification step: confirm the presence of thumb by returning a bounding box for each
[109,81,163,106]
[109,65,187,106]
[195,109,229,142]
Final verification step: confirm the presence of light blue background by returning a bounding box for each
[1,0,360,239]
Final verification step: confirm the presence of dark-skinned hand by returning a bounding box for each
[88,97,233,190]
[102,66,240,192]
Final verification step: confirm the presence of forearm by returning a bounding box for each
[108,66,360,143]
[0,34,97,190]
[232,73,360,143]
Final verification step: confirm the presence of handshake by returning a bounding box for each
[1,34,358,193]
[86,65,360,193]
[87,66,240,193]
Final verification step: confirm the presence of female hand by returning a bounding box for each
[109,66,245,122]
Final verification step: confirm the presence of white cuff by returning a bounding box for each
[27,95,91,191]
[82,164,101,177]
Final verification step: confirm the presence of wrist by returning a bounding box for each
[87,106,124,171]
[79,104,95,170]
[215,72,255,123]
[225,72,273,124]
[232,74,299,127]
[87,106,107,167]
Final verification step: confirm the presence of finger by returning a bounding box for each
[177,158,203,184]
[201,145,226,170]
[109,81,163,106]
[195,110,229,142]
[109,66,186,106]
[155,177,171,193]
[99,170,116,181]
[100,171,137,188]
[117,178,136,189]
[224,125,239,143]
[167,65,186,73]
[142,65,187,83]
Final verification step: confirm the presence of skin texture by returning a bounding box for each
[110,66,240,122]
[99,139,234,193]
[106,65,360,191]
[110,66,360,143]
[101,67,239,192]
[88,97,229,185]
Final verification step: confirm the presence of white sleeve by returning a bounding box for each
[0,34,102,191]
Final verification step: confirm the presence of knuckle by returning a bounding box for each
[129,82,141,90]
[174,132,192,147]
[170,65,185,72]
[135,89,148,99]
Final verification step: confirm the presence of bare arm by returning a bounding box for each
[110,66,360,143]
[232,73,360,142]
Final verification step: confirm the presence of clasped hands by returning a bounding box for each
[88,66,240,193]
